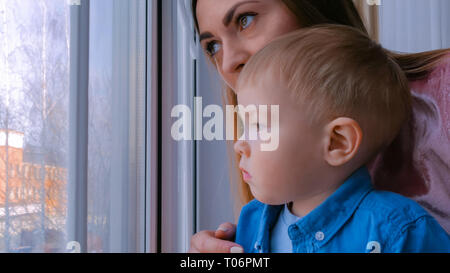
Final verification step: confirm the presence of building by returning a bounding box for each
[0,129,67,252]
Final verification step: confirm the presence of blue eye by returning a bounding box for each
[250,122,261,131]
[206,41,221,57]
[238,13,256,30]
[204,13,256,57]
[257,123,265,131]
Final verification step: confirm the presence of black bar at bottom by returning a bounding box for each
[0,253,446,272]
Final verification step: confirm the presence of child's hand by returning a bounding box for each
[189,222,244,253]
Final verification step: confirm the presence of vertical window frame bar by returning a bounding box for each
[68,0,89,253]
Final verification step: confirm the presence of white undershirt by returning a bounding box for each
[270,203,301,253]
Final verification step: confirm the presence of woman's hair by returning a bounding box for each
[192,0,450,206]
[238,25,411,158]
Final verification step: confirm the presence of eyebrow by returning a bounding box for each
[223,0,259,27]
[199,32,213,42]
[199,0,260,42]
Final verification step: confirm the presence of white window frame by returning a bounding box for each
[67,0,200,253]
[160,0,197,253]
[67,0,89,253]
[146,0,159,253]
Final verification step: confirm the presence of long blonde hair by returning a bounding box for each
[192,0,450,207]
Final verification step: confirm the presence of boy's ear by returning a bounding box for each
[322,117,362,167]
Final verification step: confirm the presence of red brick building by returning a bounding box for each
[0,129,67,225]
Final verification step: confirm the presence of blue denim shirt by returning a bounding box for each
[235,167,450,253]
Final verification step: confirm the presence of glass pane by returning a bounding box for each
[0,0,69,253]
[0,0,147,254]
[87,0,147,253]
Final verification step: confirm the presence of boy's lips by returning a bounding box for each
[240,167,252,181]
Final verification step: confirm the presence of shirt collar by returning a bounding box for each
[291,166,373,247]
[255,166,373,251]
[282,203,301,226]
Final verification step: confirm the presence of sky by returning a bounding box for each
[0,0,116,145]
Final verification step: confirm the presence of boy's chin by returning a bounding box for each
[252,190,286,205]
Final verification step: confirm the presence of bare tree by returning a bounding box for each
[0,0,69,252]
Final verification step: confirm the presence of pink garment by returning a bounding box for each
[368,55,450,234]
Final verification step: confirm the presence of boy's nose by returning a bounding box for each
[234,140,251,158]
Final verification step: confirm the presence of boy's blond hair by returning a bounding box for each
[237,24,411,155]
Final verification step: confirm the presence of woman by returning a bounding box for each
[189,0,450,253]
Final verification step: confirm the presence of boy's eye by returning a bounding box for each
[237,115,245,138]
[250,122,261,131]
[237,13,256,31]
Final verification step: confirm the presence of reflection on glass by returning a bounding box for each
[88,0,147,253]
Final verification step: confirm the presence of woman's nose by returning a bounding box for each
[234,140,251,158]
[221,40,249,77]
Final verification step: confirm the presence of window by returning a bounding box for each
[0,0,70,253]
[86,0,147,253]
[159,0,236,253]
[0,0,152,253]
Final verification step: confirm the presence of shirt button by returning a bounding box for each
[290,225,298,233]
[254,243,263,253]
[315,231,325,241]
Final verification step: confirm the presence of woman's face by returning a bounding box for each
[196,0,301,91]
